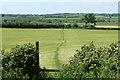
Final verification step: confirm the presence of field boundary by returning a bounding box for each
[35,41,61,73]
[90,27,120,30]
[1,27,120,30]
[54,28,66,68]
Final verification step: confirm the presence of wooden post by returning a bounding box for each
[36,41,39,53]
[36,41,39,78]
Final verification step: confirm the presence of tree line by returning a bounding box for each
[2,13,117,23]
[2,22,79,28]
[2,13,96,29]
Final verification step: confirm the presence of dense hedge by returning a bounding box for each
[1,42,120,79]
[2,22,93,29]
[2,22,119,30]
[2,22,68,28]
[2,43,47,79]
[56,42,119,78]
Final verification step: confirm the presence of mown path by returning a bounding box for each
[54,28,65,68]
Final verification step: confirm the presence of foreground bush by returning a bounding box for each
[1,42,119,79]
[2,43,47,79]
[56,42,119,78]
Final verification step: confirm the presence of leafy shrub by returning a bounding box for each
[2,43,47,79]
[56,42,119,78]
[82,25,95,29]
[2,22,66,28]
[2,68,29,79]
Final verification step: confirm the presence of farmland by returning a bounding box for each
[2,13,118,26]
[1,13,119,78]
[2,28,118,69]
[1,1,120,78]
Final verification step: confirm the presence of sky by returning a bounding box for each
[0,0,119,14]
[1,0,119,2]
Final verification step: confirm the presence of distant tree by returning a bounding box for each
[73,23,79,28]
[81,13,97,28]
[59,20,62,23]
[28,20,32,22]
[23,20,27,23]
[108,14,112,22]
[108,14,112,18]
[47,19,52,23]
[4,19,7,22]
[66,24,71,28]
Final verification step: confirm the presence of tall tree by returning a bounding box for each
[81,13,97,27]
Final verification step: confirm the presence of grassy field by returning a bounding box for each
[96,26,118,28]
[2,28,118,69]
[64,23,118,26]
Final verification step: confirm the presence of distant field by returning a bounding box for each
[96,26,118,28]
[96,22,118,26]
[2,28,118,69]
[2,14,118,26]
[64,23,118,26]
[46,18,81,20]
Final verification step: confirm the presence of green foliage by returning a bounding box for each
[2,22,66,28]
[2,22,84,29]
[82,13,97,27]
[2,68,29,79]
[72,23,79,28]
[2,13,118,26]
[2,43,47,79]
[2,13,118,28]
[82,24,96,29]
[56,42,119,78]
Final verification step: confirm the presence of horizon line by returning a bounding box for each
[1,12,118,15]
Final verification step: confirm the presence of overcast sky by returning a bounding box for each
[0,0,119,14]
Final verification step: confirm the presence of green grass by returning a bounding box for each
[63,23,118,26]
[96,22,118,26]
[2,28,118,69]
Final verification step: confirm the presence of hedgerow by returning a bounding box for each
[56,42,119,78]
[1,42,120,79]
[2,43,47,79]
